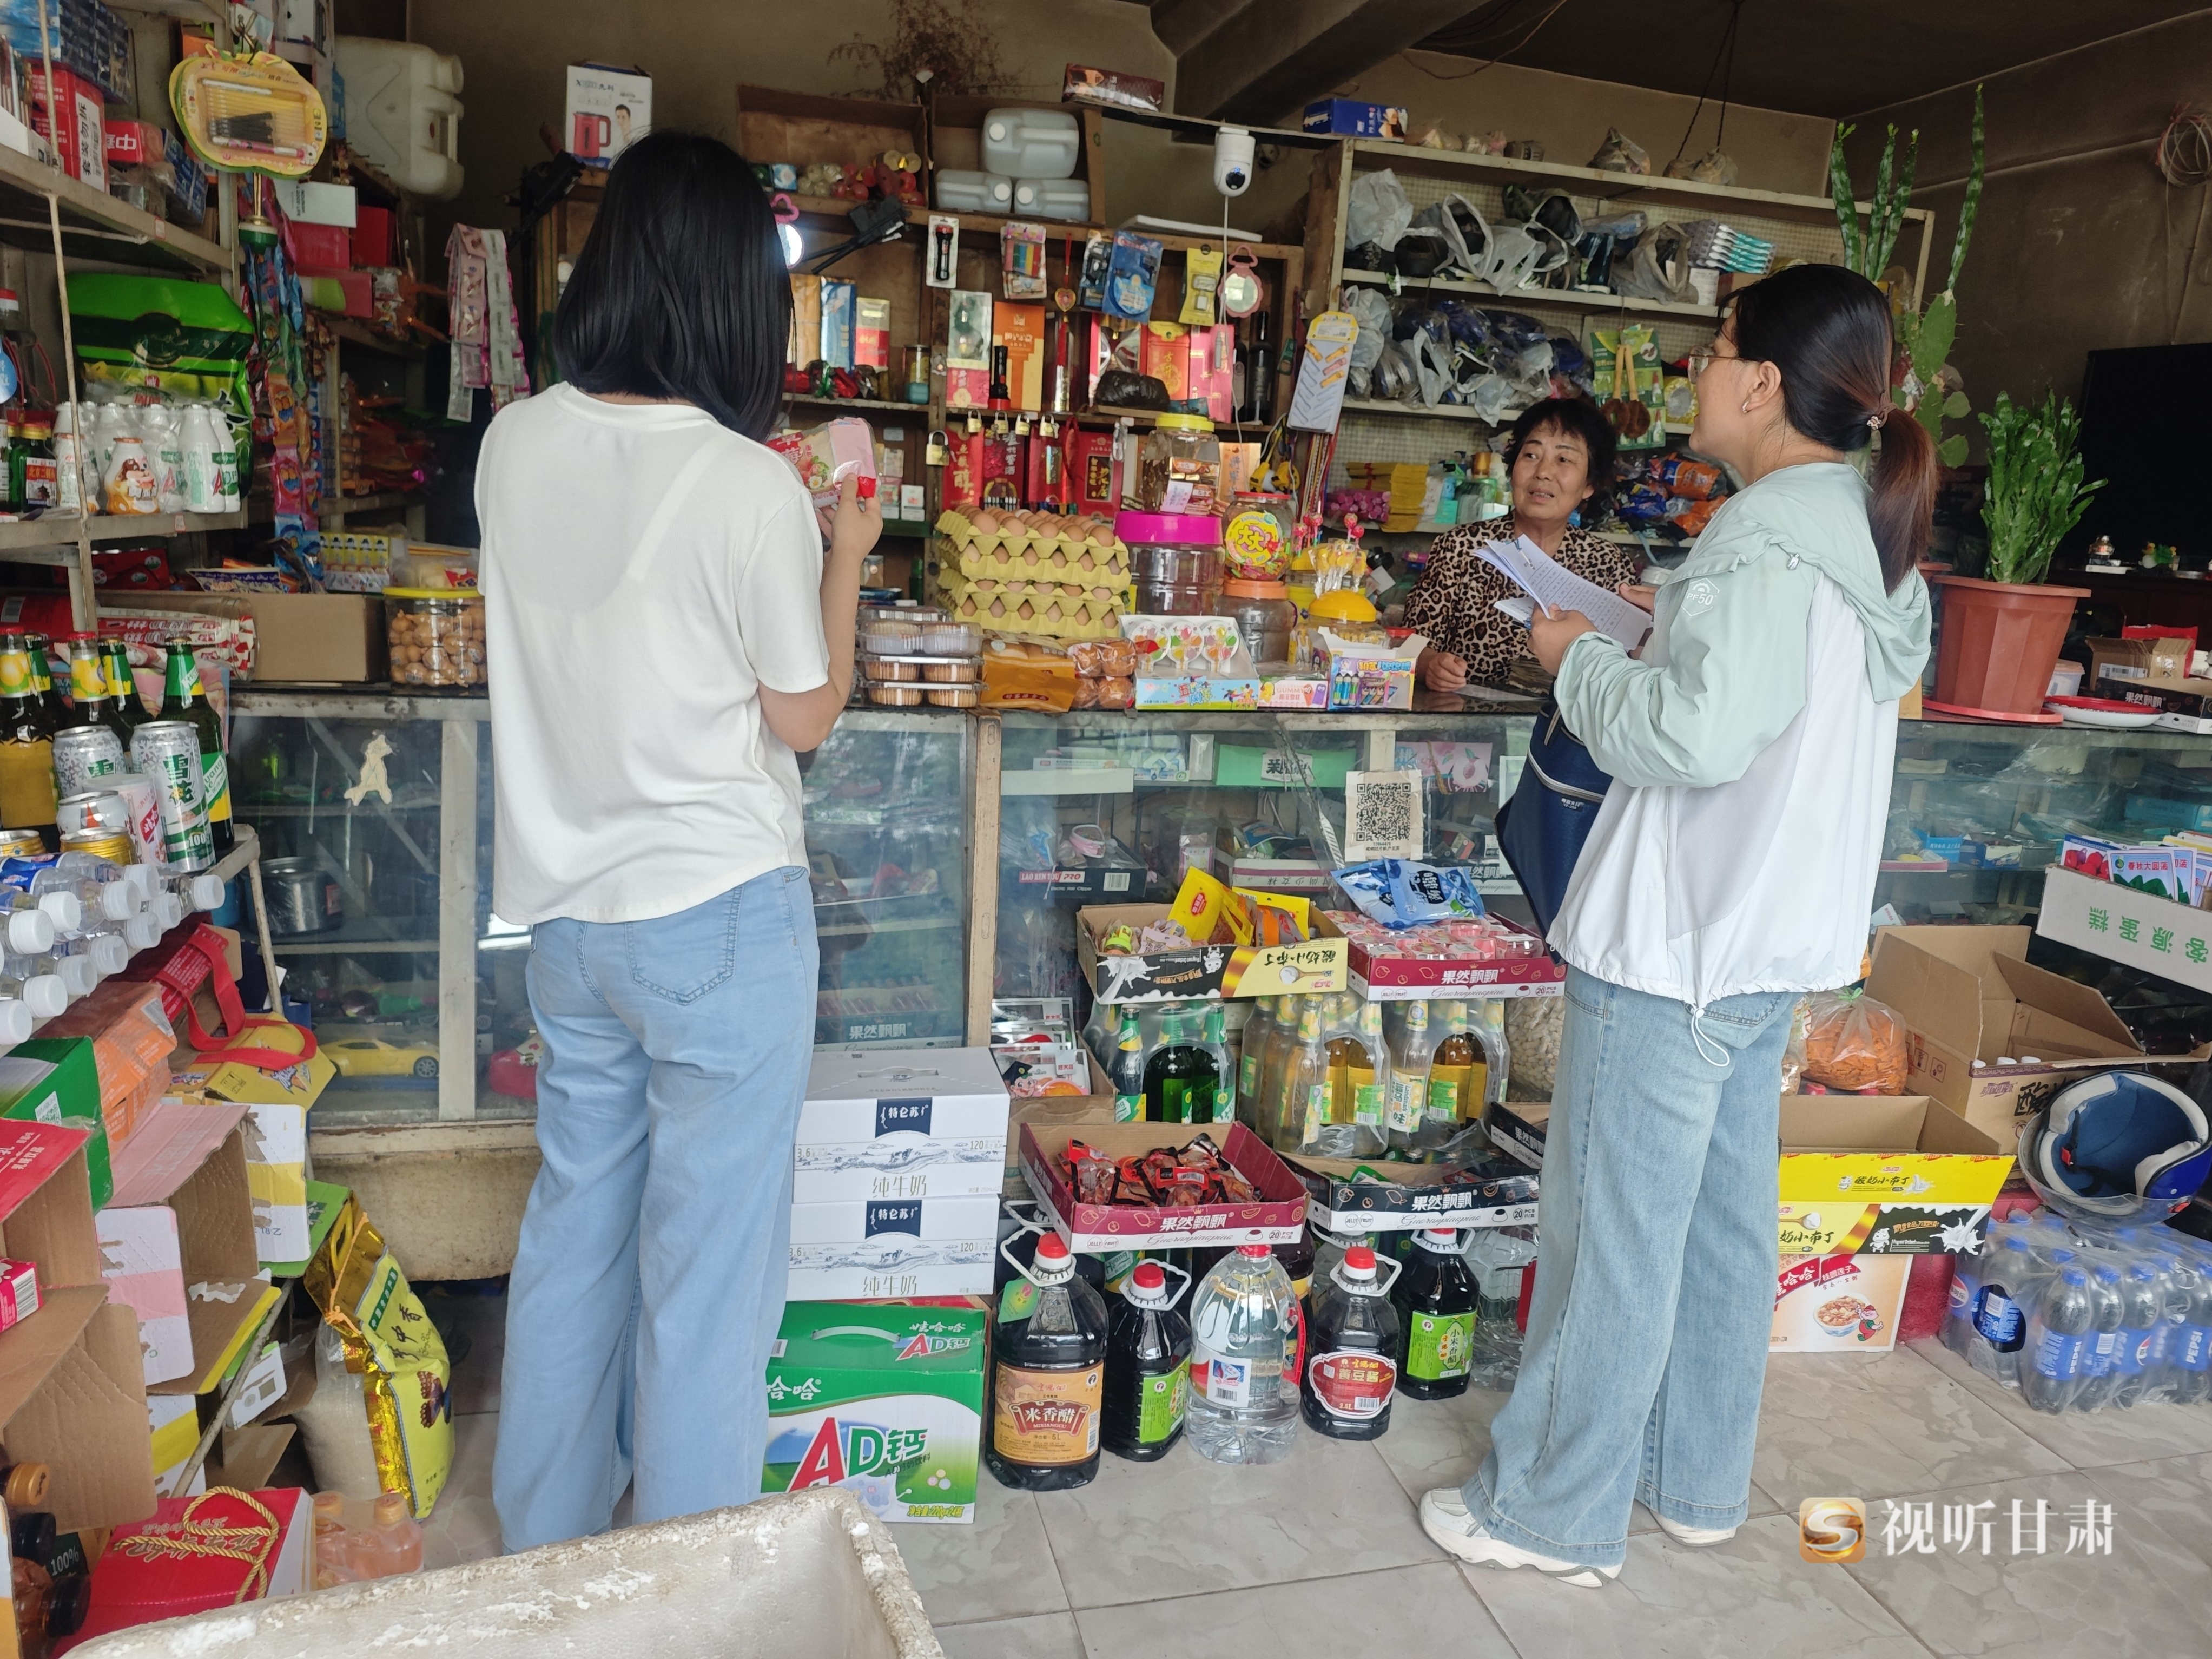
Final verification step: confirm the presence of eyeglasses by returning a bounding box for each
[1688,339,1744,379]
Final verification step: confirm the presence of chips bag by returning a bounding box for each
[1800,988,1909,1094]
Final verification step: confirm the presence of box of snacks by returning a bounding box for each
[1077,876,1349,1004]
[1287,1151,1541,1233]
[1317,907,1564,999]
[1020,1122,1309,1249]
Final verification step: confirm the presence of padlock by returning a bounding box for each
[925,429,949,467]
[1039,418,1059,439]
[966,412,983,435]
[1014,416,1031,436]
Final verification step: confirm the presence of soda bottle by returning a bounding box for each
[1144,1009,1218,1124]
[1100,1260,1191,1462]
[157,639,233,855]
[2070,1263,2127,1412]
[22,635,67,733]
[1435,999,1491,1119]
[0,633,56,838]
[1963,1236,2037,1386]
[1394,1226,1478,1400]
[1943,1241,1988,1358]
[1200,1004,1235,1118]
[98,638,144,744]
[1186,1243,1299,1465]
[1303,1245,1402,1441]
[60,637,108,732]
[1238,997,1278,1123]
[2022,1267,2093,1414]
[2111,1260,2167,1409]
[986,1231,1110,1491]
[1108,1006,1147,1124]
[2165,1254,2212,1406]
[1386,999,1441,1158]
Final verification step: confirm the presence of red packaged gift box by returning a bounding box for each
[61,1488,309,1650]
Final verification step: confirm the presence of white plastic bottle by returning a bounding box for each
[0,964,63,1022]
[1185,1243,1300,1465]
[54,403,82,514]
[181,404,223,514]
[103,422,158,515]
[209,405,242,510]
[148,406,189,513]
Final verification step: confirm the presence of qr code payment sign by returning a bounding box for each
[1344,769,1423,861]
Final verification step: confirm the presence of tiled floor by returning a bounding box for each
[419,1296,2212,1657]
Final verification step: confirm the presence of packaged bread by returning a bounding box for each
[980,638,1078,711]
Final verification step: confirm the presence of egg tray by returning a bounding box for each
[947,538,1130,585]
[934,508,1127,562]
[941,586,1122,640]
[940,570,1125,608]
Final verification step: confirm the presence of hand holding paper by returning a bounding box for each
[1477,535,1653,650]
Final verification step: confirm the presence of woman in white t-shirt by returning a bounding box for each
[477,131,879,1550]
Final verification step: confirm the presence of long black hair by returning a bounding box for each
[553,131,790,440]
[1728,264,1933,593]
[1504,396,1619,522]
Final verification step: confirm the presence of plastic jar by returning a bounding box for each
[1223,492,1293,581]
[1225,579,1298,666]
[385,588,485,688]
[1117,511,1221,616]
[1129,414,1221,516]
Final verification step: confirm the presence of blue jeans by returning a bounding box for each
[1465,967,1795,1570]
[493,868,818,1550]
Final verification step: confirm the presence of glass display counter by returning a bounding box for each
[232,692,973,1126]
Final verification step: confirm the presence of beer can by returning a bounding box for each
[57,788,131,841]
[109,771,163,867]
[129,721,214,871]
[59,830,134,865]
[51,725,126,800]
[0,830,44,858]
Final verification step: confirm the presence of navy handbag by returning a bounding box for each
[1494,697,1613,937]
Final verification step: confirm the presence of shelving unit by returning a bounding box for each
[1339,266,1720,321]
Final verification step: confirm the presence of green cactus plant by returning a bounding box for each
[1979,391,2101,587]
[1827,84,1984,468]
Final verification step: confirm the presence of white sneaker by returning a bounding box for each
[1652,1513,1738,1547]
[1418,1489,1620,1588]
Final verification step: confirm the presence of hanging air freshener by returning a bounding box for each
[1219,246,1267,318]
[1180,247,1222,325]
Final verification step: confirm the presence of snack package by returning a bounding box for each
[1800,988,1907,1094]
[1333,859,1486,929]
[1102,230,1164,321]
[1654,453,1723,500]
[980,640,1078,712]
[767,416,876,508]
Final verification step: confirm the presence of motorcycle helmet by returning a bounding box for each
[2017,1070,2212,1221]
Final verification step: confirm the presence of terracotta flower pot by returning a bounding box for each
[1928,574,2089,717]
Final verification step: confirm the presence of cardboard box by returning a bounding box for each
[97,1204,193,1384]
[2038,864,2212,996]
[797,1048,1011,1204]
[1325,633,1422,710]
[26,62,103,189]
[1484,1099,1548,1169]
[1316,910,1567,1002]
[140,1126,284,1397]
[1020,1120,1307,1250]
[1289,1151,1539,1233]
[0,1121,101,1291]
[1777,1095,2013,1256]
[148,1393,203,1498]
[272,177,358,226]
[1302,97,1407,137]
[110,591,386,683]
[761,1301,987,1525]
[1077,903,1348,1004]
[171,1033,335,1265]
[1771,1252,1912,1352]
[69,1486,308,1643]
[785,1194,998,1300]
[110,1097,249,1208]
[2088,635,2191,688]
[263,1178,351,1280]
[1864,924,2177,1142]
[566,62,651,167]
[0,1039,109,1208]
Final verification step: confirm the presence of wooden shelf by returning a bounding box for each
[1344,139,1931,232]
[0,509,248,558]
[109,0,228,23]
[783,394,930,415]
[322,491,421,517]
[1339,267,1719,321]
[0,141,229,274]
[1341,399,1524,425]
[324,317,426,359]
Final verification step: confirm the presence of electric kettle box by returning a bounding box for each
[796,1048,1010,1204]
[565,63,651,168]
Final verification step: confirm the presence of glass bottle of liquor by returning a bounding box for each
[60,637,108,731]
[1244,310,1276,426]
[1143,1008,1219,1125]
[0,635,56,837]
[157,638,233,853]
[99,637,145,745]
[19,635,65,733]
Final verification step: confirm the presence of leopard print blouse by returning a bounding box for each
[1401,512,1639,687]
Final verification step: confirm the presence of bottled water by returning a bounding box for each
[1186,1244,1299,1465]
[2022,1267,2094,1414]
[2111,1261,2168,1410]
[2070,1265,2127,1412]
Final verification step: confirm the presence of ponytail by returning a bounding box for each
[1729,264,1936,593]
[1866,406,1938,593]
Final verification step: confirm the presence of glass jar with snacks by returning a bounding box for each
[1224,578,1298,666]
[1117,512,1221,616]
[1129,414,1221,516]
[384,588,485,689]
[1223,492,1293,581]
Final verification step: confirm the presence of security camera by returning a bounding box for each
[1213,125,1255,197]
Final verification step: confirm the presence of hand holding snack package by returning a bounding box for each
[1799,987,1909,1094]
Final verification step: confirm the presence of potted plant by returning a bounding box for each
[1928,391,2101,717]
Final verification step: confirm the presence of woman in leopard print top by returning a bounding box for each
[1404,398,1636,690]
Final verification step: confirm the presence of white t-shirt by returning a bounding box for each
[477,384,828,924]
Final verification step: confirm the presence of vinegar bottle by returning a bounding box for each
[1100,1260,1191,1462]
[987,1232,1110,1491]
[1394,1227,1478,1400]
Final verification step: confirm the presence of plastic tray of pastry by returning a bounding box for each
[857,610,980,657]
[864,678,980,708]
[858,653,983,683]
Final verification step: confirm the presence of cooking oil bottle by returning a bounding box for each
[1312,999,1388,1157]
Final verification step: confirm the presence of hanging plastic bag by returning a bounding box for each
[1613,222,1695,304]
[1346,168,1414,252]
[1345,286,1394,395]
[1800,988,1910,1094]
[1780,998,1811,1095]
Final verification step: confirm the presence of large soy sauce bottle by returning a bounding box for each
[1303,1245,1402,1439]
[987,1232,1111,1491]
[1100,1260,1192,1461]
[1394,1227,1478,1400]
